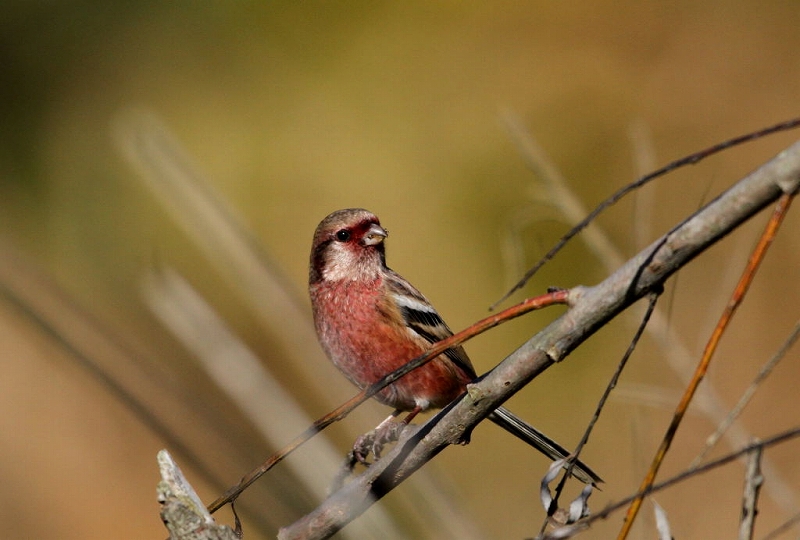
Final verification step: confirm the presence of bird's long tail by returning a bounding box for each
[489,406,602,486]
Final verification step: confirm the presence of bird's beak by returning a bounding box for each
[363,223,388,246]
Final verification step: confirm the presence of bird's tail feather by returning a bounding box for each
[489,406,602,486]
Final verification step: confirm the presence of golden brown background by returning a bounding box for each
[1,2,799,539]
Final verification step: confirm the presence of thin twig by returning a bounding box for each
[692,321,800,468]
[617,192,796,539]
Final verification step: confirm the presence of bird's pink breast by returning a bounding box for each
[311,280,469,411]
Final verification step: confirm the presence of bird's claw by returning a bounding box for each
[353,420,408,464]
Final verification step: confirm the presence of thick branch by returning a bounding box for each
[279,141,800,540]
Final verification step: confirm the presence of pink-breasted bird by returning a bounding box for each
[309,208,600,485]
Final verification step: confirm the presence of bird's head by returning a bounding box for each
[309,208,388,284]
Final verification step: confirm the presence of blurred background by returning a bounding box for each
[1,2,799,538]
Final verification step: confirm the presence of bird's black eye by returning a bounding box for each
[335,229,351,242]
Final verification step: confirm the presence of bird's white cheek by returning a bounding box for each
[321,245,382,282]
[321,246,356,282]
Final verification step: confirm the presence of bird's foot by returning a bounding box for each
[353,420,408,464]
[330,418,413,492]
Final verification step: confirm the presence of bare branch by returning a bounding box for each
[739,446,764,540]
[158,450,239,540]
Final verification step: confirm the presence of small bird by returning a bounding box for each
[309,208,600,485]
